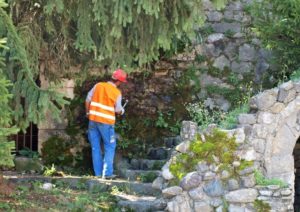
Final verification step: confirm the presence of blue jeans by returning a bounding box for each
[88,121,116,177]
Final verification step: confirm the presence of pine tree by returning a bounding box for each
[0,37,18,168]
[0,0,227,130]
[0,0,68,130]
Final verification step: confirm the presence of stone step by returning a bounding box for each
[116,193,167,212]
[163,136,181,148]
[120,170,161,182]
[147,147,173,160]
[130,159,166,170]
[3,172,161,196]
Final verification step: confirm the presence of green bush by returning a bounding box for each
[219,104,250,129]
[186,102,226,130]
[251,0,300,82]
[0,37,18,168]
[41,136,73,167]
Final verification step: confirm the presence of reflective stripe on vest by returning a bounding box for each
[88,82,121,125]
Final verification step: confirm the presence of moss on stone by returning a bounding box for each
[254,200,271,212]
[169,129,252,181]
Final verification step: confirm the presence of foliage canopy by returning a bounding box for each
[251,0,300,81]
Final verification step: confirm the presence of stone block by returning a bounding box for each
[188,187,206,200]
[194,201,213,212]
[210,198,222,207]
[204,43,222,57]
[162,186,183,198]
[227,1,243,11]
[278,86,296,103]
[166,193,192,212]
[257,112,276,124]
[213,55,230,71]
[211,23,241,33]
[228,179,239,191]
[239,44,256,62]
[280,189,292,196]
[152,177,164,190]
[180,121,198,142]
[225,189,258,203]
[203,179,224,197]
[207,33,225,43]
[197,162,209,173]
[254,89,278,111]
[162,161,174,180]
[224,42,238,61]
[175,141,190,153]
[180,172,202,190]
[259,190,273,196]
[252,139,266,154]
[241,174,256,188]
[231,61,253,73]
[238,114,256,125]
[203,171,216,181]
[294,82,300,92]
[270,102,285,113]
[14,157,44,173]
[228,204,245,212]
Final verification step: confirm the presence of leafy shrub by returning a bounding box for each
[19,147,39,159]
[41,136,73,166]
[186,102,225,130]
[251,0,300,82]
[139,172,158,183]
[219,104,250,129]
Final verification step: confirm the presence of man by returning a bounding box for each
[85,69,127,179]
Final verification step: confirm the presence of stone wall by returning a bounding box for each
[38,75,75,152]
[120,0,272,117]
[156,80,300,211]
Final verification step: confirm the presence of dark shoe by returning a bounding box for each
[102,175,117,180]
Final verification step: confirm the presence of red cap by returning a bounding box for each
[112,69,127,83]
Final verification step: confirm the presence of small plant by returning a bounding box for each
[254,199,271,212]
[152,161,165,170]
[290,68,300,82]
[43,164,58,177]
[155,111,169,128]
[224,29,235,38]
[19,147,39,159]
[186,102,225,130]
[195,54,207,63]
[41,136,73,166]
[139,172,157,183]
[219,104,250,129]
[254,170,288,188]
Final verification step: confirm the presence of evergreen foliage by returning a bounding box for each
[0,37,18,168]
[0,0,68,130]
[251,0,300,81]
[0,0,228,130]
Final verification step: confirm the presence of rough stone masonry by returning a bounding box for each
[154,80,300,211]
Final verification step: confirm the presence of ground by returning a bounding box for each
[0,174,122,211]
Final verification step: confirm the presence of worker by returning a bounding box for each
[85,69,127,179]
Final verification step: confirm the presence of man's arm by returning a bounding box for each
[85,85,96,116]
[115,95,124,115]
[85,101,91,115]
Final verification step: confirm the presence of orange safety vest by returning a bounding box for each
[88,82,121,125]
